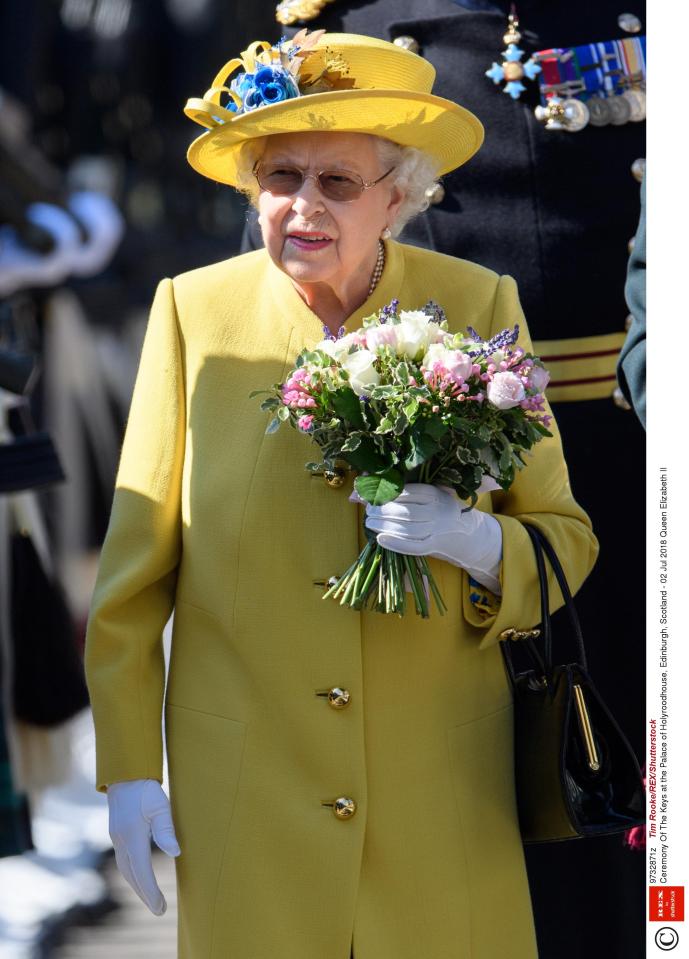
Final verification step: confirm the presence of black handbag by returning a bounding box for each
[500,523,645,844]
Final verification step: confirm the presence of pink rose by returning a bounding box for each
[486,371,526,410]
[528,365,550,393]
[365,324,398,352]
[443,350,473,384]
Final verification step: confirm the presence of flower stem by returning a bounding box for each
[359,546,382,601]
[419,556,448,615]
[404,555,428,618]
[350,541,373,605]
[322,537,447,618]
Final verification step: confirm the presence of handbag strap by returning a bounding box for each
[524,523,552,670]
[523,523,589,674]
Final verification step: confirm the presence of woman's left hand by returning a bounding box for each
[361,483,503,594]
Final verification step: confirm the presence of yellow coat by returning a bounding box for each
[85,239,598,959]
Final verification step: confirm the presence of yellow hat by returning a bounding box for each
[184,31,484,187]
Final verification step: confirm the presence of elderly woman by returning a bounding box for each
[85,32,598,959]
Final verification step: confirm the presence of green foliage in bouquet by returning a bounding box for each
[252,299,552,617]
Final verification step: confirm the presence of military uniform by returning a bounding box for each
[239,2,646,956]
[619,174,646,427]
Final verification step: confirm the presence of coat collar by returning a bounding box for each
[265,238,405,345]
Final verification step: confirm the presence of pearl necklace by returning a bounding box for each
[367,240,386,298]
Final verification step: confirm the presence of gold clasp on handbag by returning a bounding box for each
[500,627,541,642]
[573,683,601,772]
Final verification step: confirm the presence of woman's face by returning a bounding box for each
[256,132,404,295]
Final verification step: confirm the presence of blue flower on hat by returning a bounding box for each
[234,65,300,114]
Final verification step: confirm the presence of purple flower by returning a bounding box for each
[321,324,347,342]
[466,324,520,358]
[379,298,400,323]
[421,300,447,325]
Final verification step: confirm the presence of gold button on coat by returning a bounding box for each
[324,466,346,488]
[328,687,350,708]
[393,36,420,55]
[332,796,357,819]
[315,686,351,707]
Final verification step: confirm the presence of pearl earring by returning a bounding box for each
[381,227,392,240]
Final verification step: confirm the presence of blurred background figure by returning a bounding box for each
[0,1,646,956]
[0,2,254,955]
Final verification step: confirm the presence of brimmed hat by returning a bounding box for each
[184,31,484,187]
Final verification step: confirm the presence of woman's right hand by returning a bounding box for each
[107,779,181,915]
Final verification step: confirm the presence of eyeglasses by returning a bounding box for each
[253,162,395,202]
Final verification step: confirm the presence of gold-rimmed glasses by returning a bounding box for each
[253,162,395,202]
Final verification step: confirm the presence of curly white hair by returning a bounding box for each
[234,134,440,237]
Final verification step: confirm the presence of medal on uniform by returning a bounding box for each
[617,36,647,120]
[534,96,590,132]
[587,96,612,126]
[533,31,645,132]
[607,94,632,125]
[622,88,646,121]
[485,5,542,100]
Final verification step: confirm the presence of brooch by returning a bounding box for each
[485,6,542,100]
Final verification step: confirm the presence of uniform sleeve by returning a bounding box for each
[462,274,599,650]
[617,176,646,428]
[84,278,185,791]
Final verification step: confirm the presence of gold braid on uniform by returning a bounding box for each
[276,0,336,26]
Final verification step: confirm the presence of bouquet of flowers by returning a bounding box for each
[253,300,552,618]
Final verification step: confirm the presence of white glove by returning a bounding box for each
[107,779,181,915]
[363,483,503,595]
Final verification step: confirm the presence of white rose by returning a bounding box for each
[426,322,448,344]
[339,331,364,350]
[399,310,432,325]
[365,324,398,352]
[528,365,550,393]
[395,319,433,361]
[486,371,526,410]
[341,348,380,395]
[315,338,348,362]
